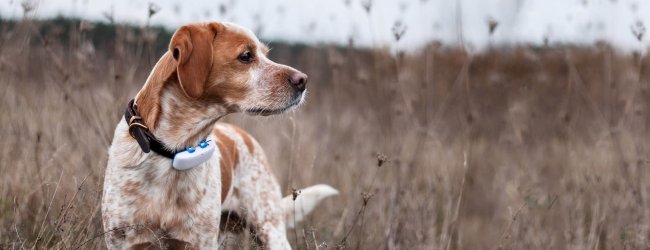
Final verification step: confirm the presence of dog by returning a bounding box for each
[101,22,337,249]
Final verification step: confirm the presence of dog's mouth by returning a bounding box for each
[245,94,304,116]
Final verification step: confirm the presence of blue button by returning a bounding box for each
[187,147,196,153]
[199,141,208,148]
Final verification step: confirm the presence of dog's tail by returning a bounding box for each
[281,184,338,228]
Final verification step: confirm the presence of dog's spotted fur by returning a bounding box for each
[102,22,337,249]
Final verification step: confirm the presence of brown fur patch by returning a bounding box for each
[203,24,255,104]
[214,128,239,203]
[230,125,255,154]
[170,24,219,98]
[123,181,143,196]
[135,53,176,130]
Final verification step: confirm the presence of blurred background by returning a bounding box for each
[1,0,650,249]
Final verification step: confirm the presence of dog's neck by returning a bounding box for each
[155,82,227,150]
[133,52,227,151]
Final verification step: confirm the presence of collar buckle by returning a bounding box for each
[124,99,176,158]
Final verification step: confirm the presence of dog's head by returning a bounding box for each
[168,22,307,116]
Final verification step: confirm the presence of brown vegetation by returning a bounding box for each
[1,18,650,249]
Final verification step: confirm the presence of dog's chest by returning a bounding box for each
[109,155,223,237]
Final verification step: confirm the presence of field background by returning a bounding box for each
[1,14,650,250]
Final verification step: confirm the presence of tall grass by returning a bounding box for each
[1,16,650,250]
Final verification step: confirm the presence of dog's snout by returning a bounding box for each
[288,72,308,92]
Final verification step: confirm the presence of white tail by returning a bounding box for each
[281,184,338,228]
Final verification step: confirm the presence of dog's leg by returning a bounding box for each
[223,160,292,249]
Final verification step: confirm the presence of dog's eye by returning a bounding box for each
[238,51,254,64]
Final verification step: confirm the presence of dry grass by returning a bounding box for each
[1,18,650,250]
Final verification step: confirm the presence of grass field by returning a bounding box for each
[1,18,650,249]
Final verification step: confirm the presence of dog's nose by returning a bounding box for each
[288,72,308,92]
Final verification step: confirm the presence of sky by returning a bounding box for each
[1,0,649,52]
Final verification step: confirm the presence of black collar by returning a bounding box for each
[124,99,176,159]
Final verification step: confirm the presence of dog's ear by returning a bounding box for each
[169,23,221,98]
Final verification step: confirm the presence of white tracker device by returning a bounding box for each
[172,140,216,170]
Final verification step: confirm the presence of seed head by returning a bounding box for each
[361,192,374,205]
[21,1,35,15]
[376,153,389,167]
[488,18,498,36]
[148,3,160,18]
[631,20,646,42]
[292,188,301,201]
[392,21,407,42]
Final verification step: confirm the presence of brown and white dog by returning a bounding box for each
[101,22,337,249]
